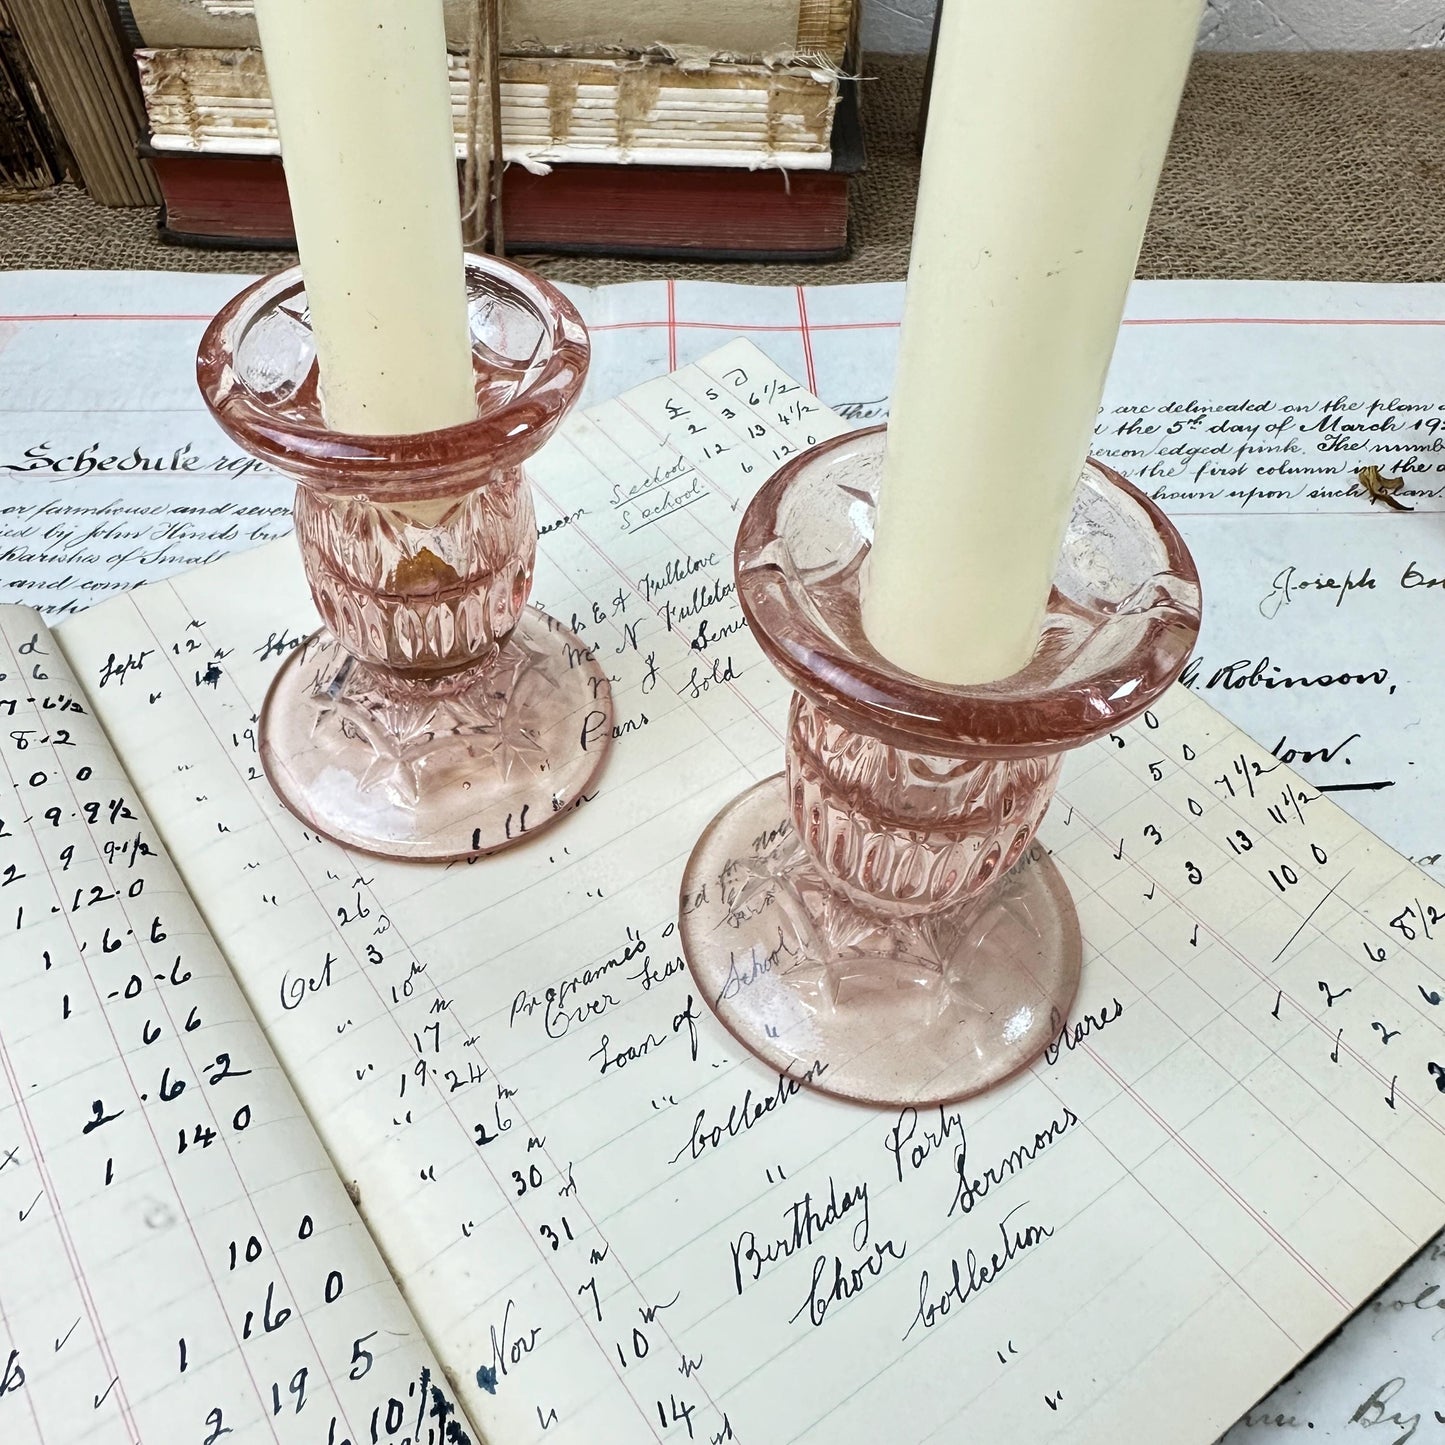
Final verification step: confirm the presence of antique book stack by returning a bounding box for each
[2,0,157,205]
[0,0,61,198]
[123,0,863,259]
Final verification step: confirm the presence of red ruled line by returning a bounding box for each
[0,1026,144,1443]
[1084,1039,1354,1314]
[0,313,216,322]
[665,280,678,371]
[795,286,819,393]
[1121,316,1445,328]
[4,311,1445,329]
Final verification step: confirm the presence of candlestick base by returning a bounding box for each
[683,775,1081,1108]
[198,254,607,862]
[260,609,610,860]
[678,427,1201,1107]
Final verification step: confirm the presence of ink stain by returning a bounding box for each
[475,1364,498,1395]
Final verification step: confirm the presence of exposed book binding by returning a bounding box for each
[144,75,863,260]
[5,0,157,205]
[0,0,62,195]
[137,46,841,171]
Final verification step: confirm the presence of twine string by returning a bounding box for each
[461,0,506,255]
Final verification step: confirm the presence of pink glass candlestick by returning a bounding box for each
[197,255,612,861]
[679,427,1201,1107]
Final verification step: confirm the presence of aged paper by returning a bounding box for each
[5,268,1444,1436]
[0,609,474,1443]
[50,343,1445,1444]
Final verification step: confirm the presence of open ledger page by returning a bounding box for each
[0,610,475,1443]
[53,344,1445,1445]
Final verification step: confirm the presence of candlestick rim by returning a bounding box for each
[196,253,589,499]
[735,427,1201,760]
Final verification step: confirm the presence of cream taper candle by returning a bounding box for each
[253,0,475,437]
[863,0,1201,685]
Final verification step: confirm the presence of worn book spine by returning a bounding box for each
[118,0,854,64]
[0,0,64,194]
[137,47,840,169]
[5,0,158,205]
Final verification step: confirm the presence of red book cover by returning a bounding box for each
[145,77,863,263]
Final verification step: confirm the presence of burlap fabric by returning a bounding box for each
[2,50,1443,283]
